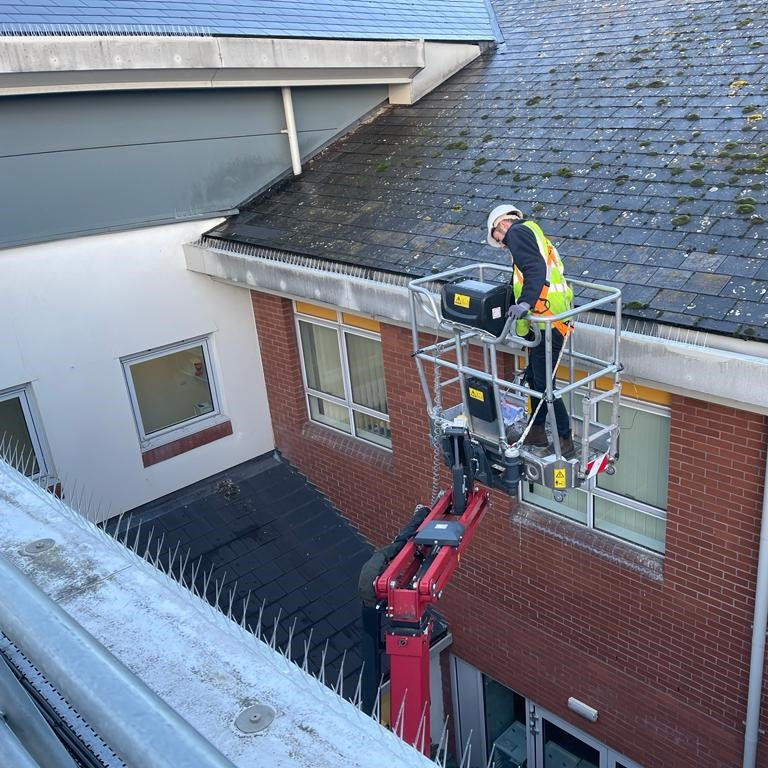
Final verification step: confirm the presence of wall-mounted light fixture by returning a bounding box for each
[567,697,598,723]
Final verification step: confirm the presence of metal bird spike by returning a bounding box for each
[167,540,181,575]
[202,563,214,600]
[190,556,203,590]
[111,505,124,546]
[176,548,193,590]
[371,675,385,725]
[284,616,297,661]
[393,688,408,740]
[21,444,34,477]
[126,520,144,555]
[120,513,134,547]
[153,532,166,569]
[239,590,252,629]
[269,608,282,650]
[9,440,20,472]
[301,627,314,672]
[255,599,266,639]
[213,570,228,612]
[142,526,156,561]
[434,715,450,767]
[226,580,238,621]
[458,729,473,768]
[485,742,497,768]
[333,650,346,696]
[412,700,429,754]
[352,662,364,709]
[318,639,329,686]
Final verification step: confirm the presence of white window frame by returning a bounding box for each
[121,336,224,450]
[294,308,391,451]
[0,384,50,479]
[522,393,670,553]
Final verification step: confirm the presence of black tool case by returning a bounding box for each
[441,279,510,336]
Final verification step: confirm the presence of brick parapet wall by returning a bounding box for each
[251,291,768,767]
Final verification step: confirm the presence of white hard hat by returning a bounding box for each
[486,204,523,247]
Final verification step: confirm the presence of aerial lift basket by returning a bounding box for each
[407,264,622,501]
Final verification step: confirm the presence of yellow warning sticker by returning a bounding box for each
[453,293,470,308]
[468,387,484,401]
[553,468,567,489]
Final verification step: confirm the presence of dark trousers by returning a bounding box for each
[528,328,571,437]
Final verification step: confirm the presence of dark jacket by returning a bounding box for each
[502,220,546,308]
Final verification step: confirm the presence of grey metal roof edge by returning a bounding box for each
[187,238,768,414]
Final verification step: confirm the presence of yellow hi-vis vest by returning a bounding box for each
[512,220,573,337]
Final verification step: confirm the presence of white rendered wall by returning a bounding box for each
[0,219,274,517]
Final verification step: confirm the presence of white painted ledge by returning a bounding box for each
[388,42,481,105]
[0,36,426,94]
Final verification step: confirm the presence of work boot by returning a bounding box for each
[558,434,576,459]
[523,424,549,448]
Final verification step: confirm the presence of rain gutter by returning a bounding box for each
[185,239,768,414]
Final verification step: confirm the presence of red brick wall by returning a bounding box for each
[252,291,768,768]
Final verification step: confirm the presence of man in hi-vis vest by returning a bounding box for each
[487,204,575,457]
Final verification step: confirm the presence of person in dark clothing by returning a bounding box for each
[486,205,575,457]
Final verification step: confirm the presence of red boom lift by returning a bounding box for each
[362,264,623,755]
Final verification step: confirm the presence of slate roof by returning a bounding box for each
[114,452,373,693]
[211,0,768,341]
[0,0,495,41]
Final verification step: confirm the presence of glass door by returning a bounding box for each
[532,706,604,768]
[484,676,528,767]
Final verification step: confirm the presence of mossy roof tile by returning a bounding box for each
[214,0,768,340]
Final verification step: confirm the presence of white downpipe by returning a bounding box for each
[281,86,302,176]
[743,436,768,767]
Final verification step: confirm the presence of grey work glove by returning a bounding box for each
[506,301,530,320]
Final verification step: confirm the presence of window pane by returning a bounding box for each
[595,496,665,553]
[309,396,351,433]
[299,321,344,398]
[483,676,527,768]
[353,411,391,448]
[543,719,599,768]
[129,344,214,435]
[522,483,588,524]
[0,396,39,476]
[597,404,669,509]
[345,333,388,413]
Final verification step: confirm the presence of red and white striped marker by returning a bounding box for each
[585,452,609,479]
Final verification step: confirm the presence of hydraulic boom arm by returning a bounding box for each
[373,487,489,753]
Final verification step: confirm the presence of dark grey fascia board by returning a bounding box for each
[184,239,768,415]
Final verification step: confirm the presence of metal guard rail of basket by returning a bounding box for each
[407,263,622,482]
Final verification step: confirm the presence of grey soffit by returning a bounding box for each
[211,0,768,342]
[0,0,496,41]
[109,452,373,693]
